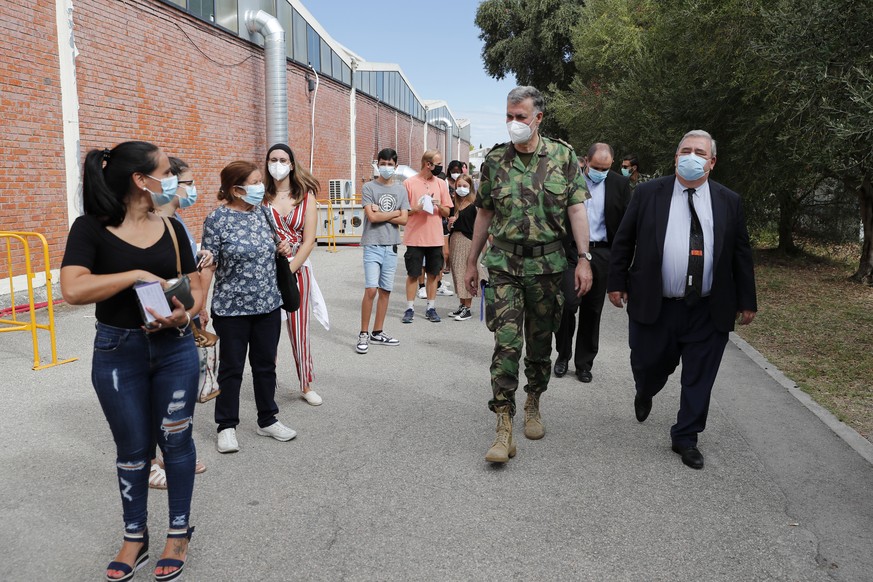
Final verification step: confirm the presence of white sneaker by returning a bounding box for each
[302,390,323,406]
[256,421,297,441]
[437,284,454,296]
[216,428,240,453]
[417,286,427,299]
[356,331,369,354]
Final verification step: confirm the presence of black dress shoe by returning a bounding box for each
[672,444,704,469]
[576,369,592,383]
[634,394,652,422]
[554,359,568,377]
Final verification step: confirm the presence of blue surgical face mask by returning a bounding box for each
[238,183,265,206]
[146,174,178,206]
[621,167,632,177]
[178,185,198,209]
[587,168,609,184]
[677,154,709,181]
[378,166,396,179]
[456,187,470,197]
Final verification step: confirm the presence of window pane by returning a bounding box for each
[376,72,383,100]
[215,0,237,32]
[307,25,320,70]
[167,0,185,7]
[320,40,331,75]
[332,51,342,82]
[292,9,306,62]
[258,0,275,16]
[278,1,292,59]
[341,63,351,86]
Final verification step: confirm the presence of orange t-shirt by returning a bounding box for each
[403,175,453,247]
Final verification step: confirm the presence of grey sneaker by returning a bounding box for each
[455,306,472,321]
[425,308,441,323]
[370,331,399,346]
[402,308,414,323]
[356,331,369,354]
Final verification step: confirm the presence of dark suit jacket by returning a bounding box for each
[607,175,757,333]
[565,169,631,252]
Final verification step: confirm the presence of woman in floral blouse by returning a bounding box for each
[200,161,297,454]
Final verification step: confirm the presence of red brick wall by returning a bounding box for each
[0,0,65,274]
[0,0,469,277]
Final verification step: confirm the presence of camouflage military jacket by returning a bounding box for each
[476,136,589,276]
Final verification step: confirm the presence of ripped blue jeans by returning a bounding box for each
[91,322,199,534]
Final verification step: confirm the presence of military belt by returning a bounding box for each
[491,238,563,258]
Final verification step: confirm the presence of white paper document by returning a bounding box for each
[134,281,171,322]
[419,195,435,215]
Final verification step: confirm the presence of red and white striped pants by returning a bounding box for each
[285,264,313,391]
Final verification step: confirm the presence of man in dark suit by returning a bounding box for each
[554,143,631,382]
[607,130,757,470]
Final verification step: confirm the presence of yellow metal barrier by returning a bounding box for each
[317,197,338,252]
[316,196,365,251]
[0,231,77,370]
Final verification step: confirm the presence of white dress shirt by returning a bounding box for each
[662,179,714,298]
[584,174,608,243]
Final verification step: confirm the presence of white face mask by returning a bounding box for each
[456,187,470,197]
[268,162,291,181]
[450,173,461,181]
[507,116,538,144]
[378,166,396,179]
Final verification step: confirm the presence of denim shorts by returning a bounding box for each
[363,244,398,291]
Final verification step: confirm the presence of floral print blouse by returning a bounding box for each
[202,205,281,317]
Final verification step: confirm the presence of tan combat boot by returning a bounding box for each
[523,392,545,440]
[485,406,516,463]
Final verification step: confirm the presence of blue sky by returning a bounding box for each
[303,0,518,151]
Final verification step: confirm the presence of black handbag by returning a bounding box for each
[260,206,300,313]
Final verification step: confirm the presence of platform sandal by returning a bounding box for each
[154,526,194,582]
[105,529,149,582]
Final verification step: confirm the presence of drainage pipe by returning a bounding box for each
[245,10,287,147]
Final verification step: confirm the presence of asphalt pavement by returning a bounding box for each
[1,245,871,581]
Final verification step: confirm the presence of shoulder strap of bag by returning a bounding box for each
[162,216,182,276]
[259,205,282,246]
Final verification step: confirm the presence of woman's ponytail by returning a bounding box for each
[81,141,160,226]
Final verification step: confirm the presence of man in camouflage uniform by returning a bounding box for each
[464,86,594,463]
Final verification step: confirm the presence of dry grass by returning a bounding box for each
[735,239,873,442]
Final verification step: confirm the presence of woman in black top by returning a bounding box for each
[61,141,202,582]
[447,174,478,320]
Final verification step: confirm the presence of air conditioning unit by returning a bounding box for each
[328,179,354,206]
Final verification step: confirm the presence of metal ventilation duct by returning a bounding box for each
[245,10,287,147]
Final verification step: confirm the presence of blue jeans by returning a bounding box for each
[211,309,282,432]
[91,322,199,534]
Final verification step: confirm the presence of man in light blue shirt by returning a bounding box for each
[554,143,630,383]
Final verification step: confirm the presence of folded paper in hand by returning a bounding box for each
[419,195,435,215]
[134,281,172,323]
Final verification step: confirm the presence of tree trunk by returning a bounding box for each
[850,173,873,285]
[777,192,798,254]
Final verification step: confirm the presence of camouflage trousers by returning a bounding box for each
[484,270,564,416]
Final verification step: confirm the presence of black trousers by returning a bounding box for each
[554,246,610,373]
[628,297,728,447]
[212,309,282,432]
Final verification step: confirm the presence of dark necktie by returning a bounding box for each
[685,188,703,306]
